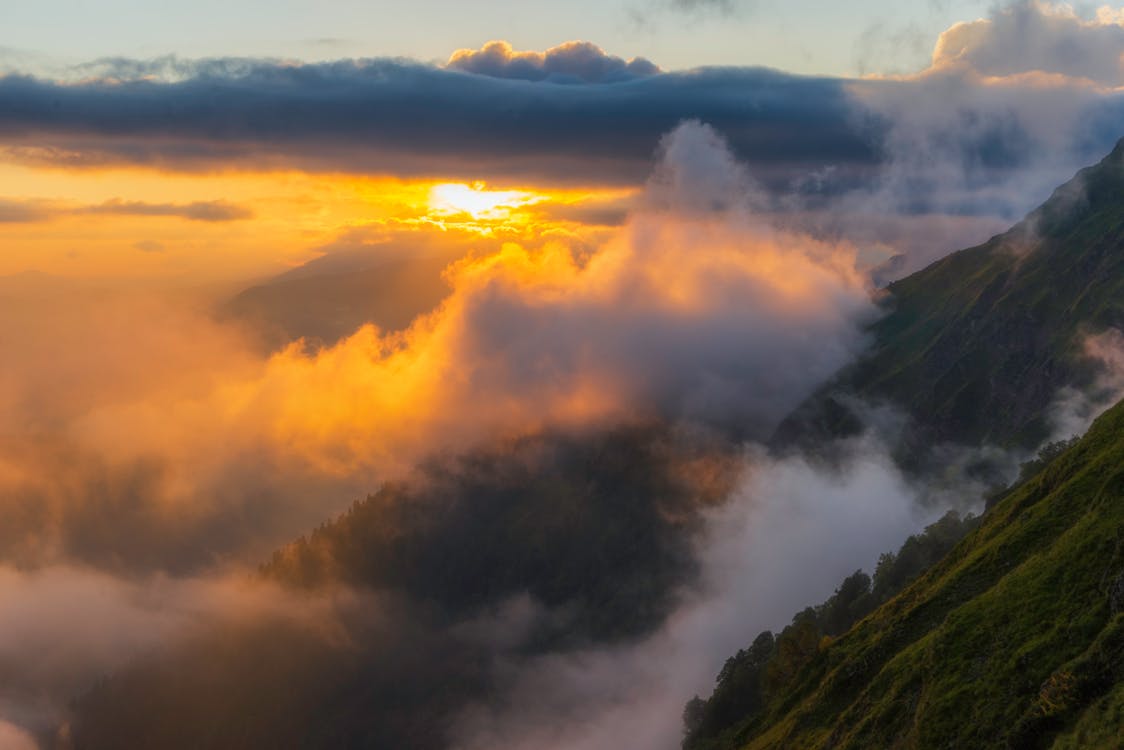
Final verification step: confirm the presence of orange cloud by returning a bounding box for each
[0,160,627,280]
[0,122,874,579]
[52,125,867,496]
[446,40,659,83]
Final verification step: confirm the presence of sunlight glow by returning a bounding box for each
[428,182,542,219]
[0,161,630,280]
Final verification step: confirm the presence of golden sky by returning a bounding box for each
[0,161,633,284]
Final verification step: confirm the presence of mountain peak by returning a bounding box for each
[1024,137,1124,241]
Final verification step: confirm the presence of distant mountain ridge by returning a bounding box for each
[221,255,451,349]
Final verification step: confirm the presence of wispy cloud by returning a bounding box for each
[0,197,253,223]
[0,198,52,223]
[84,198,252,221]
[629,0,752,28]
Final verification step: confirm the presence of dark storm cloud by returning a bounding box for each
[0,59,879,185]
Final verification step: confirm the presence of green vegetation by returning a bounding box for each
[683,510,980,749]
[778,139,1124,459]
[688,397,1124,749]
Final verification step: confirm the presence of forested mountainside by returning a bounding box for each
[687,396,1124,749]
[683,509,982,749]
[69,424,742,749]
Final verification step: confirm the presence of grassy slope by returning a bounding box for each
[720,398,1124,750]
[778,139,1124,453]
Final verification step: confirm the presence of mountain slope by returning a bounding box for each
[699,396,1124,749]
[222,254,451,349]
[67,424,740,750]
[682,510,984,750]
[777,138,1124,456]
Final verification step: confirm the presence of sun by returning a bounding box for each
[427,182,541,220]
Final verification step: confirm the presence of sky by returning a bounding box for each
[3,3,1124,748]
[3,0,989,75]
[3,1,1124,284]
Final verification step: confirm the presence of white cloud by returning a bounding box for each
[450,439,937,750]
[929,2,1124,87]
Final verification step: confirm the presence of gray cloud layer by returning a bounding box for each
[0,59,875,188]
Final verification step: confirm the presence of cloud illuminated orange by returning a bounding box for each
[0,161,632,281]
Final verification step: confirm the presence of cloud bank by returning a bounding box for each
[0,61,874,187]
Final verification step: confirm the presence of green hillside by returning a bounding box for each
[690,397,1124,750]
[777,138,1124,456]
